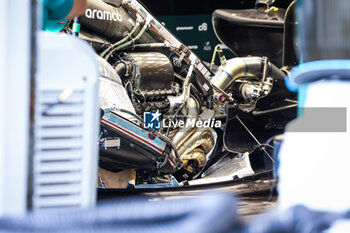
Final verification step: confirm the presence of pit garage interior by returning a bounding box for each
[0,0,350,232]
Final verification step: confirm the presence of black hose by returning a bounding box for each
[114,62,127,77]
[243,57,286,80]
[152,130,182,169]
[157,152,169,169]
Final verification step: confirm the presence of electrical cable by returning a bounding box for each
[236,116,275,163]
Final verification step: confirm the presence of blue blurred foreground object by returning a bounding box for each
[234,205,350,233]
[0,193,237,233]
[42,0,74,32]
[279,0,350,223]
[0,193,349,233]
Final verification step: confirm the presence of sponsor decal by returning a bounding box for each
[85,8,123,22]
[188,45,199,50]
[101,138,121,150]
[143,111,162,129]
[203,41,212,51]
[202,83,210,92]
[176,26,194,31]
[198,23,208,31]
[128,18,135,26]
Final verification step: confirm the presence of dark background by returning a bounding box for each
[139,0,293,15]
[139,0,256,15]
[138,0,292,62]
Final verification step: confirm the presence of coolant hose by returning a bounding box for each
[100,21,140,58]
[105,23,148,61]
[210,57,286,91]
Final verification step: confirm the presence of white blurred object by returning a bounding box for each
[0,0,32,217]
[326,220,350,233]
[278,80,350,212]
[32,32,99,210]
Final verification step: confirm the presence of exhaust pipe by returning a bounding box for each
[210,57,286,91]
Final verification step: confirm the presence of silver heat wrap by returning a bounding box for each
[96,56,137,121]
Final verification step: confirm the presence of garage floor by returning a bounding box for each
[98,171,277,219]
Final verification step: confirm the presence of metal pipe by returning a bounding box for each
[210,45,227,71]
[177,129,215,157]
[171,97,199,149]
[210,57,286,91]
[170,97,216,168]
[167,62,195,114]
[181,148,207,167]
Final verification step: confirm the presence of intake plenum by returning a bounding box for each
[120,52,174,92]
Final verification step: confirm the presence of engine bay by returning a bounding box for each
[63,0,297,188]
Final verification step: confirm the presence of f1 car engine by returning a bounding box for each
[66,0,297,184]
[115,52,179,113]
